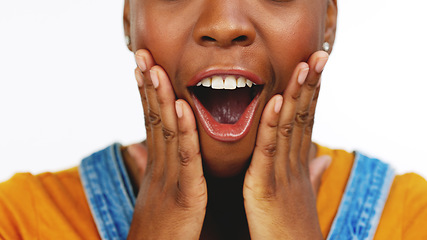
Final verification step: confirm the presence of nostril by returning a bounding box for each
[201,36,216,42]
[198,34,252,47]
[233,35,248,43]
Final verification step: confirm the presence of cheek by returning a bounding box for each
[264,12,323,93]
[131,6,188,82]
[139,21,180,71]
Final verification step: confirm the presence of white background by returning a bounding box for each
[1,0,426,182]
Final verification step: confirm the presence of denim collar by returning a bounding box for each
[79,143,135,240]
[80,144,394,240]
[327,152,395,239]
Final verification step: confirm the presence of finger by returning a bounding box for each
[274,63,309,173]
[135,49,156,122]
[135,49,155,73]
[134,67,157,177]
[135,50,157,174]
[291,51,329,169]
[299,84,321,169]
[135,68,152,142]
[135,50,165,177]
[175,100,205,197]
[135,68,148,116]
[134,50,156,121]
[309,155,332,195]
[249,95,283,186]
[150,66,180,180]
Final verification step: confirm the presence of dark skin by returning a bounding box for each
[121,0,338,239]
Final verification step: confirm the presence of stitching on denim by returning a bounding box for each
[327,152,395,240]
[80,144,135,240]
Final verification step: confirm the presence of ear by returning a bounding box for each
[123,0,132,52]
[324,0,338,53]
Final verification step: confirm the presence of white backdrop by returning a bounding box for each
[1,0,426,182]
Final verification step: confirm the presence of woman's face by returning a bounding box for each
[124,0,337,177]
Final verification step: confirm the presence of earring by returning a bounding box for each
[322,42,330,52]
[125,35,131,46]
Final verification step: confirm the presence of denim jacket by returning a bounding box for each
[79,143,395,240]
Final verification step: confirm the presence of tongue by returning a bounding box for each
[203,88,252,124]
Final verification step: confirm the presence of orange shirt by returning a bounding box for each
[1,146,427,239]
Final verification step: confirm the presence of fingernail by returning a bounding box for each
[134,68,143,87]
[175,101,183,118]
[150,69,159,89]
[135,52,147,72]
[315,57,328,74]
[298,67,310,85]
[274,95,283,113]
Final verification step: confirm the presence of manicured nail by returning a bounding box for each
[274,95,283,114]
[298,68,310,85]
[175,101,183,118]
[134,68,143,87]
[315,57,328,74]
[135,52,147,72]
[150,69,159,89]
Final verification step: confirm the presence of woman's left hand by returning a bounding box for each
[243,51,329,240]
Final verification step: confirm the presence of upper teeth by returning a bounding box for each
[195,75,256,89]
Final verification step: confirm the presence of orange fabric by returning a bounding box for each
[315,145,427,239]
[0,167,100,240]
[1,146,427,239]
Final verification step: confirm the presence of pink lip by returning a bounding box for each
[187,68,264,86]
[191,92,260,142]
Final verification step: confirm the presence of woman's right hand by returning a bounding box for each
[127,49,207,240]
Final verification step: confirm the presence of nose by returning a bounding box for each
[192,1,256,48]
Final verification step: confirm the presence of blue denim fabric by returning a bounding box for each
[327,152,395,240]
[79,143,136,240]
[79,144,394,240]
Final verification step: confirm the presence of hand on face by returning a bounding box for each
[127,49,330,239]
[243,50,329,239]
[127,49,207,240]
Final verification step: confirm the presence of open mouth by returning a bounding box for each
[189,74,263,142]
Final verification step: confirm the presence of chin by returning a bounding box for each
[198,122,258,178]
[202,150,251,178]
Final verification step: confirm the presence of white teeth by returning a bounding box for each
[224,76,237,89]
[195,75,256,89]
[237,77,246,88]
[201,78,211,87]
[211,76,224,89]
